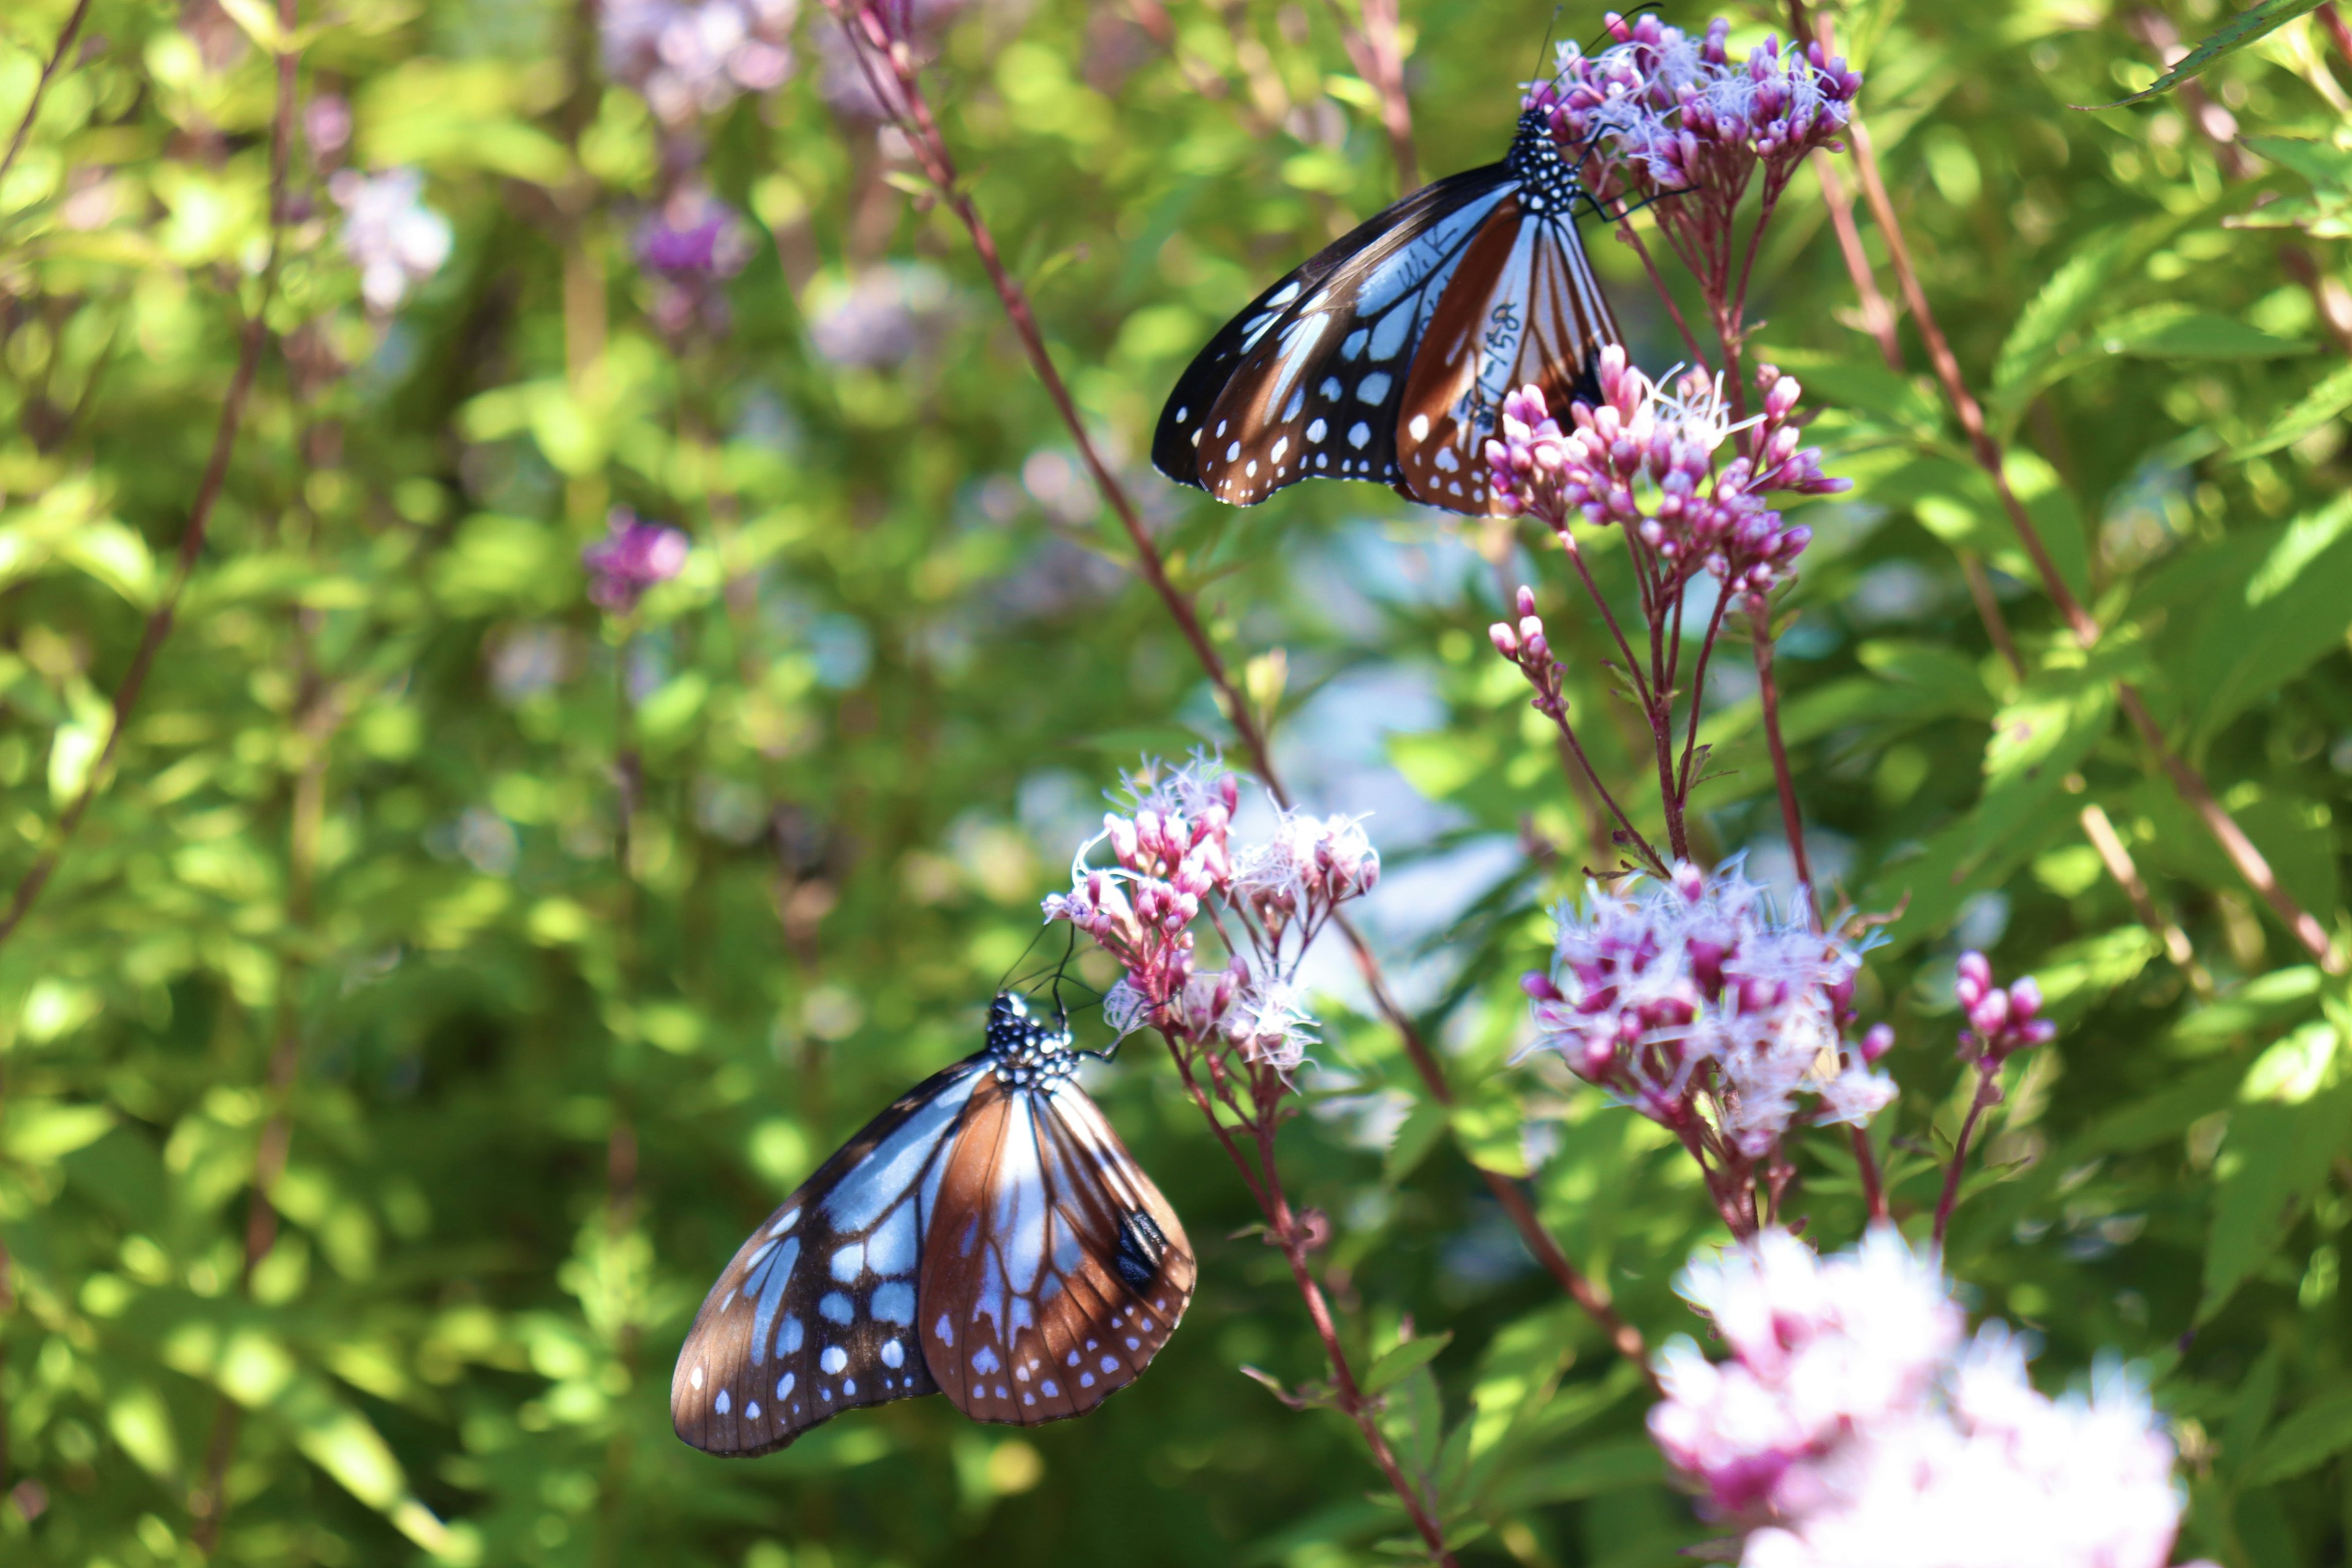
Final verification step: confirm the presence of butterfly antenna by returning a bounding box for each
[1049,922,1079,1025]
[997,921,1057,997]
[1531,5,1563,84]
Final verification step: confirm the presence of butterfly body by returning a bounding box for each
[1153,108,1621,516]
[671,993,1194,1457]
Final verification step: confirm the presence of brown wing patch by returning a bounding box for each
[919,1076,1195,1428]
[1396,209,1621,517]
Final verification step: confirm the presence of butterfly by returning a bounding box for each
[1153,104,1623,516]
[671,990,1196,1456]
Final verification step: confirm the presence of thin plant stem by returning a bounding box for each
[1932,1069,2001,1246]
[1616,221,1711,370]
[0,23,298,952]
[1676,593,1731,799]
[1748,602,1814,912]
[2078,801,2211,998]
[0,0,92,205]
[1810,150,1901,365]
[1316,0,1417,194]
[1852,1127,1888,1223]
[836,4,1643,1366]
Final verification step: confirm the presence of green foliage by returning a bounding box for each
[1,1,2351,1565]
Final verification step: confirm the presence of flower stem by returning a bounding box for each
[0,0,91,202]
[1932,1067,2002,1247]
[1748,601,1814,916]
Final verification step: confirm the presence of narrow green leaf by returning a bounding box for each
[2184,492,2352,742]
[2200,1084,2352,1322]
[1383,1098,1449,1185]
[1994,229,2132,393]
[1362,1332,1453,1398]
[2236,360,2352,458]
[2244,1387,2352,1485]
[2078,0,2326,109]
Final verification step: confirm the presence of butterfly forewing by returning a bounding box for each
[671,1058,984,1457]
[1395,202,1619,514]
[919,1075,1196,1425]
[1155,107,1620,518]
[1153,171,1513,504]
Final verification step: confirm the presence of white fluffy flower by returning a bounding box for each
[330,169,452,313]
[1224,979,1317,1074]
[1652,1229,2190,1568]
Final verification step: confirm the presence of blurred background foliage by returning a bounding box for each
[2,0,2352,1562]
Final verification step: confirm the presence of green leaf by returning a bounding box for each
[1361,1332,1452,1398]
[2030,927,2160,1024]
[2235,360,2352,458]
[2078,0,2326,108]
[2244,1387,2352,1485]
[1384,1098,1449,1185]
[1488,1436,1664,1509]
[2200,1082,2352,1322]
[2183,492,2352,742]
[3,1100,117,1163]
[1994,228,2133,394]
[2116,311,2310,361]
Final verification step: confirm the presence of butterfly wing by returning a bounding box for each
[671,1055,988,1457]
[918,1072,1196,1426]
[1152,167,1518,504]
[1395,202,1619,515]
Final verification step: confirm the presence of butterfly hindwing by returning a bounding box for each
[670,1056,986,1457]
[919,1073,1196,1425]
[1395,203,1617,514]
[1152,168,1514,502]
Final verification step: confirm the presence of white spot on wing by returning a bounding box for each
[1348,422,1371,449]
[1409,413,1430,440]
[882,1340,905,1368]
[715,1390,731,1414]
[820,1346,848,1375]
[1357,372,1392,403]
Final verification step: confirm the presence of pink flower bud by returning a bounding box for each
[1860,1022,1894,1063]
[1490,622,1520,658]
[1516,584,1537,618]
[1522,971,1562,1003]
[2008,976,2043,1021]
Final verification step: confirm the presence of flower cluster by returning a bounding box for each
[634,184,757,339]
[1534,15,1860,219]
[601,0,797,126]
[583,508,691,613]
[1044,758,1376,1078]
[1487,349,1842,600]
[329,169,453,314]
[1954,950,2055,1069]
[1653,1229,2193,1568]
[806,263,958,369]
[1522,861,1893,1164]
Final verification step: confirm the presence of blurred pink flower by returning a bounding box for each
[329,168,452,313]
[583,508,691,612]
[1654,1229,2192,1568]
[602,0,797,126]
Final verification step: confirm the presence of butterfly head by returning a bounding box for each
[984,991,1077,1088]
[1506,106,1587,217]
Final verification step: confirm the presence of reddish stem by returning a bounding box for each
[0,0,91,198]
[1748,602,1815,914]
[1932,1067,2002,1246]
[1851,1126,1888,1223]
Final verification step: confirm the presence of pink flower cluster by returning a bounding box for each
[1954,950,2055,1069]
[1486,349,1843,599]
[601,0,797,126]
[329,169,452,314]
[1045,758,1376,1075]
[583,508,691,612]
[1654,1229,2194,1568]
[1522,861,1893,1159]
[1532,15,1860,211]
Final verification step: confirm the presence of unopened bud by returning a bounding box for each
[1516,584,1537,618]
[1860,1022,1894,1063]
[1490,621,1520,658]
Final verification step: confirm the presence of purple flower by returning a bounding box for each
[805,263,957,369]
[583,508,690,612]
[1487,348,1843,600]
[1521,859,1893,1159]
[602,0,797,126]
[634,186,756,338]
[1954,951,2056,1067]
